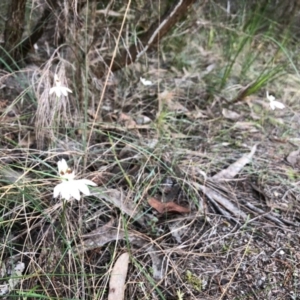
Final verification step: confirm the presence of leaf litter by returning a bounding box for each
[3,64,300,300]
[212,144,257,181]
[80,223,166,281]
[2,2,300,299]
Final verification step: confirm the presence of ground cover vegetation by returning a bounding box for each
[0,0,300,299]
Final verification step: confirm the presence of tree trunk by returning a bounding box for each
[3,0,27,66]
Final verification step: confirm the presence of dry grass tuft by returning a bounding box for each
[1,1,300,299]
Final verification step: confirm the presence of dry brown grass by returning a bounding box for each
[0,1,300,299]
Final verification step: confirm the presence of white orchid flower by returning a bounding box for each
[266,91,285,110]
[49,74,72,97]
[53,159,97,201]
[140,77,153,86]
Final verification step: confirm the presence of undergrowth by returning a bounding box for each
[0,0,300,299]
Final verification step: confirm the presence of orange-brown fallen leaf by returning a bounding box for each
[148,197,190,214]
[118,112,136,127]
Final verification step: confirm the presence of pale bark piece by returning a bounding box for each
[108,253,130,300]
[92,189,146,226]
[222,108,241,120]
[233,122,261,132]
[212,144,257,181]
[193,182,247,220]
[135,115,152,125]
[286,149,300,166]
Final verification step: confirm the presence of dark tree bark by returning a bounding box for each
[3,0,27,65]
[2,0,83,68]
[20,0,59,56]
[90,0,197,79]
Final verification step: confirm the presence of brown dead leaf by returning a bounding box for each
[118,113,136,127]
[148,197,190,214]
[184,107,208,119]
[158,90,188,112]
[108,252,130,300]
[158,90,174,102]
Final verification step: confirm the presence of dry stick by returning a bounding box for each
[87,0,132,148]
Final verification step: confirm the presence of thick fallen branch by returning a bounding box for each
[91,0,197,78]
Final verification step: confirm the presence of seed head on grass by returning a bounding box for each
[53,159,97,201]
[35,69,75,147]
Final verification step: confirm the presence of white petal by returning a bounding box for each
[270,102,275,110]
[53,183,63,198]
[61,182,73,200]
[77,182,91,196]
[269,95,275,101]
[51,87,61,97]
[57,159,75,179]
[64,87,72,94]
[54,74,63,87]
[69,186,81,200]
[61,190,71,200]
[58,159,68,173]
[270,100,285,110]
[266,90,275,102]
[57,159,75,180]
[54,177,96,201]
[49,87,56,95]
[54,181,74,200]
[140,77,153,86]
[61,88,68,96]
[273,101,285,109]
[79,179,97,186]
